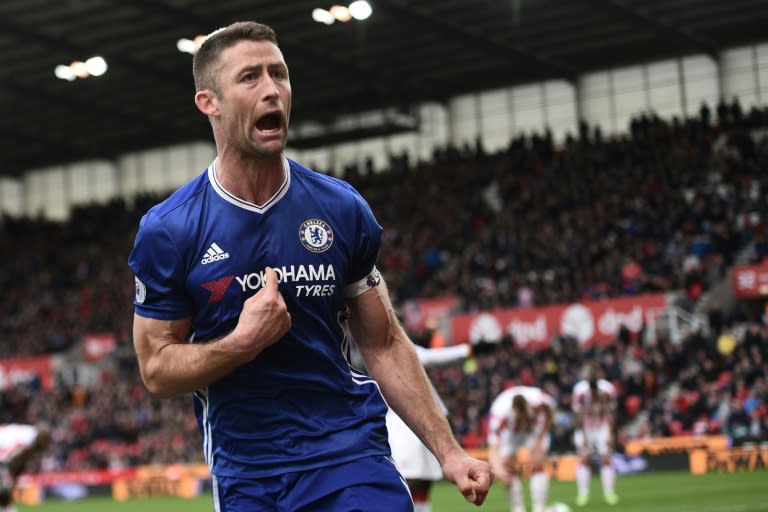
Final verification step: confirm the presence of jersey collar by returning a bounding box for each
[207,156,291,213]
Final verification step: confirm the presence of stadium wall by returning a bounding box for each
[4,41,768,219]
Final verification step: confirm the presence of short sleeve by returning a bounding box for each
[486,393,509,446]
[128,211,192,320]
[343,188,382,297]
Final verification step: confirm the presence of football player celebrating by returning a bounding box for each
[129,21,492,511]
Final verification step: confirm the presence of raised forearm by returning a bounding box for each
[138,332,253,398]
[134,314,262,398]
[134,268,291,398]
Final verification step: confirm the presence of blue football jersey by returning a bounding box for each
[128,157,390,478]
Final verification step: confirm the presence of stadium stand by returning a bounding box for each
[351,103,768,311]
[0,106,766,475]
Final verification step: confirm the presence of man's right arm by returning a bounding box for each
[133,267,291,398]
[134,315,248,398]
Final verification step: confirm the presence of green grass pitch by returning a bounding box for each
[18,470,768,511]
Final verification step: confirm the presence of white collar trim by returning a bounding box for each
[207,156,290,213]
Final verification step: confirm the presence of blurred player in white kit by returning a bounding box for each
[0,423,50,512]
[487,385,555,512]
[571,364,619,506]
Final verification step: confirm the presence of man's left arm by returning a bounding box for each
[534,403,554,455]
[347,276,492,505]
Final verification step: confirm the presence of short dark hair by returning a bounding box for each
[587,361,602,390]
[512,394,527,413]
[192,21,279,93]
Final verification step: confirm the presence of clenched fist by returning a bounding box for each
[231,267,291,359]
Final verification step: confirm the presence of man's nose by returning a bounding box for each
[262,75,280,99]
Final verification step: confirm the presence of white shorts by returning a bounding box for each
[0,424,39,464]
[498,430,551,458]
[573,424,611,456]
[386,409,443,481]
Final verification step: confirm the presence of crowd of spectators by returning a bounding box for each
[349,98,768,311]
[431,320,767,454]
[1,318,765,473]
[0,100,767,472]
[0,195,158,359]
[0,347,200,471]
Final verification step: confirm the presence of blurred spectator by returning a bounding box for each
[725,398,753,446]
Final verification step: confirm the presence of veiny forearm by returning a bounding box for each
[139,336,252,398]
[134,315,255,398]
[366,335,463,464]
[134,270,290,398]
[351,285,463,466]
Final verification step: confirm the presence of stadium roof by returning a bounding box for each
[2,0,768,177]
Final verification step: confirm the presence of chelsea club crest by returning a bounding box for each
[299,219,334,253]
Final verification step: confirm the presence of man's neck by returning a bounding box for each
[215,151,286,206]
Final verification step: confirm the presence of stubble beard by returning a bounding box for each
[237,127,287,160]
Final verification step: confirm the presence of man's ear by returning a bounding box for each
[195,89,219,117]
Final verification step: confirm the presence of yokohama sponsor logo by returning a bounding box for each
[236,264,336,291]
[202,275,235,303]
[201,265,338,302]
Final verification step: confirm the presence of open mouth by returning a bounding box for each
[255,112,282,133]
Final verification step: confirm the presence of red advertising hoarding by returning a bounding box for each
[402,296,459,333]
[732,263,768,298]
[0,356,54,390]
[451,294,668,349]
[83,332,117,362]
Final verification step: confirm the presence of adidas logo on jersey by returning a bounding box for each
[201,242,230,265]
